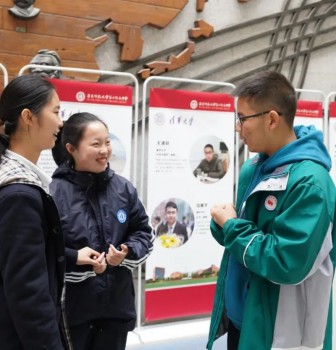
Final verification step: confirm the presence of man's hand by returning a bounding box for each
[106,244,129,266]
[210,203,237,227]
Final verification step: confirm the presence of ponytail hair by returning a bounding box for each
[51,126,69,166]
[0,133,9,158]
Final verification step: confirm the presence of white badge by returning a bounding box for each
[265,195,277,211]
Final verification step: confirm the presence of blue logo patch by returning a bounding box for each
[117,209,127,223]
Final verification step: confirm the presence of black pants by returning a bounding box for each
[69,319,128,350]
[227,320,240,350]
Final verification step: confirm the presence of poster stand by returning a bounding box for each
[18,64,139,183]
[141,76,236,327]
[295,88,326,144]
[0,63,9,88]
[325,91,336,147]
[18,64,144,328]
[141,76,236,199]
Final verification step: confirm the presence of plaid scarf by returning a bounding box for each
[0,151,49,193]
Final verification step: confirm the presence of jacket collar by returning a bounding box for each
[52,161,113,190]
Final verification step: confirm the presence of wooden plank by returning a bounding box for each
[28,15,99,40]
[27,1,187,28]
[106,23,143,61]
[2,11,100,40]
[2,7,28,31]
[0,53,100,72]
[0,1,16,6]
[0,52,32,76]
[0,52,100,81]
[0,7,3,28]
[0,0,191,81]
[0,30,102,62]
[126,0,188,9]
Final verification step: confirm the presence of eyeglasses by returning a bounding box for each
[235,110,271,125]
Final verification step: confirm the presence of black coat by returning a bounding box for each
[0,184,67,349]
[50,164,153,330]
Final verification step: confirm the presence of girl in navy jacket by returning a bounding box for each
[50,112,153,350]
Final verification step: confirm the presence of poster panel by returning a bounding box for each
[328,101,336,183]
[293,100,323,130]
[145,88,235,322]
[37,79,133,180]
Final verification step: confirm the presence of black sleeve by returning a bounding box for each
[121,186,154,267]
[50,180,78,270]
[0,187,64,349]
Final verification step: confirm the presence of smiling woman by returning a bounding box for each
[50,112,153,350]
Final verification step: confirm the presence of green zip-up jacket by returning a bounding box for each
[207,126,336,350]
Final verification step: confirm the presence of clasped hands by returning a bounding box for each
[210,203,237,227]
[76,244,129,274]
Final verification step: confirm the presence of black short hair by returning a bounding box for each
[165,201,178,211]
[232,70,297,127]
[204,144,214,151]
[0,75,55,159]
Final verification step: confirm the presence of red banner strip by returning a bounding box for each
[295,100,323,118]
[150,88,234,112]
[49,79,133,106]
[145,284,216,322]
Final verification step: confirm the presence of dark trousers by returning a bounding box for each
[69,319,128,350]
[227,320,240,350]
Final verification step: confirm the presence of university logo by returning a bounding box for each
[117,209,127,223]
[265,195,277,211]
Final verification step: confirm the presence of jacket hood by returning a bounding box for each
[262,125,331,173]
[51,161,114,190]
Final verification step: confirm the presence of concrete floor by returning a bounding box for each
[126,318,227,350]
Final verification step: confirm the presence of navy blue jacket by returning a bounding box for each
[50,164,153,330]
[0,184,67,349]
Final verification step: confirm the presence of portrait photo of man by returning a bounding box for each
[156,201,189,244]
[193,144,225,180]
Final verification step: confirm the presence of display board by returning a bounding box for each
[293,100,323,130]
[145,87,235,322]
[36,79,133,180]
[248,100,324,159]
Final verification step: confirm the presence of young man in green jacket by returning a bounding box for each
[207,71,336,350]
